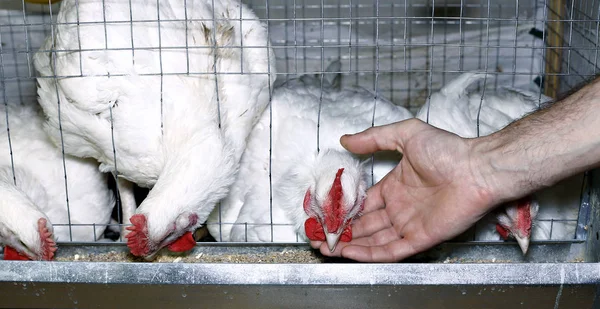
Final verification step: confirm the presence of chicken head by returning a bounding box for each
[303,168,365,252]
[495,196,539,254]
[2,218,57,261]
[126,212,199,259]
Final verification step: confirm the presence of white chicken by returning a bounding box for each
[34,0,275,259]
[0,102,114,261]
[415,72,564,254]
[207,61,413,251]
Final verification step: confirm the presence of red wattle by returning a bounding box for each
[496,224,511,240]
[3,246,30,261]
[305,217,325,241]
[167,232,196,252]
[340,225,352,242]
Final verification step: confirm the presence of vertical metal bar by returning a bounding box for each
[184,0,189,74]
[284,0,290,80]
[354,0,358,85]
[48,3,73,241]
[476,0,484,93]
[390,1,395,103]
[370,0,380,186]
[511,0,519,87]
[317,0,324,154]
[594,0,600,75]
[405,0,411,109]
[574,0,595,242]
[302,0,307,73]
[531,0,539,93]
[158,0,166,133]
[215,0,224,242]
[425,0,436,123]
[0,30,17,186]
[459,0,465,72]
[337,0,342,66]
[371,1,376,92]
[442,0,448,87]
[75,0,84,77]
[566,0,575,75]
[239,3,244,74]
[493,3,501,90]
[539,0,550,104]
[19,0,32,77]
[347,0,352,75]
[265,0,274,243]
[100,0,122,239]
[293,0,298,74]
[475,0,492,138]
[575,171,591,240]
[129,0,135,67]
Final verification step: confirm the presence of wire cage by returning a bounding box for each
[1,0,600,307]
[0,0,596,254]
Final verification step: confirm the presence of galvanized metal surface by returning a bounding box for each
[0,283,596,309]
[0,259,599,286]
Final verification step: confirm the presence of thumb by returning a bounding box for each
[340,119,418,155]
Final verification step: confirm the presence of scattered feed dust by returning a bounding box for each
[55,249,326,263]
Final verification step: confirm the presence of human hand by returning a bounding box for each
[310,119,498,262]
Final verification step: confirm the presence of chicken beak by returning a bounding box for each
[325,232,342,253]
[515,235,530,255]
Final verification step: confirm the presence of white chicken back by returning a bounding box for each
[34,0,276,258]
[0,102,114,260]
[208,61,413,248]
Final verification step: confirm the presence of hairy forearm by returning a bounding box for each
[471,77,600,205]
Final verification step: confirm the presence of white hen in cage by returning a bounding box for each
[33,0,276,260]
[0,101,114,261]
[414,71,548,254]
[207,60,412,250]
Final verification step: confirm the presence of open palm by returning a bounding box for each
[311,119,497,262]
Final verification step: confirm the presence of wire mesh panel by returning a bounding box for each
[247,0,547,113]
[0,0,596,259]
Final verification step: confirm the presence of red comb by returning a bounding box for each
[3,246,30,261]
[304,217,325,241]
[126,214,150,257]
[323,168,345,233]
[167,231,196,252]
[38,218,57,261]
[516,197,533,236]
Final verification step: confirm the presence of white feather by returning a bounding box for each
[0,102,114,258]
[208,61,413,242]
[34,0,276,253]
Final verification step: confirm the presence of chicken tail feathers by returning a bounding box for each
[501,86,554,107]
[297,59,342,90]
[322,59,342,90]
[440,72,491,98]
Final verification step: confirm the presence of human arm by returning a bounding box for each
[310,77,600,262]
